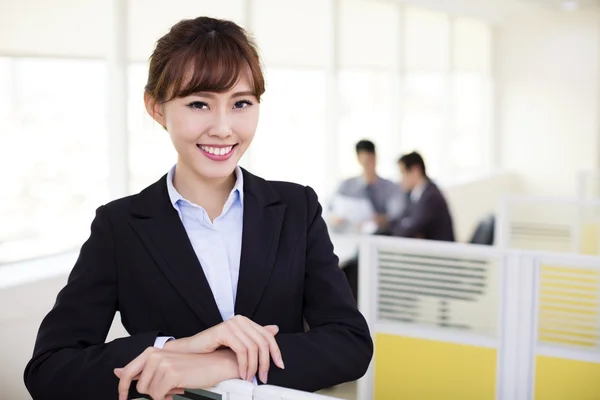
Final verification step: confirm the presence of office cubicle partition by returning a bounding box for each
[356,236,600,400]
[533,252,600,400]
[496,195,600,256]
[357,237,502,400]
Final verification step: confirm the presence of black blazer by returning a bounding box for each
[24,169,373,400]
[389,181,455,242]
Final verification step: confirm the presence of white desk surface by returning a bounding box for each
[329,233,360,265]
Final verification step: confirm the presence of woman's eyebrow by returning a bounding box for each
[191,90,255,99]
[231,90,255,98]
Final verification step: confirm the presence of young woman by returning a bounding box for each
[24,16,372,400]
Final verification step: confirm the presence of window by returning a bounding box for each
[0,58,109,264]
[249,68,328,198]
[399,9,493,181]
[400,73,446,178]
[339,0,399,70]
[404,7,449,73]
[127,63,177,193]
[251,0,331,67]
[338,71,399,182]
[448,17,493,179]
[128,0,246,62]
[449,73,491,178]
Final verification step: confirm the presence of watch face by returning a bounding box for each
[174,389,223,400]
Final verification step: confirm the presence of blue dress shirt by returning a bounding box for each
[154,164,244,345]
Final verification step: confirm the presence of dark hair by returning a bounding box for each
[355,140,376,154]
[398,151,426,176]
[145,17,265,103]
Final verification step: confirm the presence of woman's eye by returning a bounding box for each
[234,100,253,109]
[187,101,209,110]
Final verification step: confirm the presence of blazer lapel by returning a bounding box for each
[130,176,223,328]
[235,170,286,318]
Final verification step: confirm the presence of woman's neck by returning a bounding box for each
[172,162,237,220]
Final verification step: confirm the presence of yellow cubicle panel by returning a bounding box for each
[539,266,599,348]
[535,355,600,400]
[374,333,497,400]
[580,224,600,255]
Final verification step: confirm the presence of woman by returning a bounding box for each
[24,16,372,400]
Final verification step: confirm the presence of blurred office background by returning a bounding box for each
[1,0,600,399]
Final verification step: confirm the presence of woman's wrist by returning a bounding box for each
[204,349,239,382]
[163,337,190,352]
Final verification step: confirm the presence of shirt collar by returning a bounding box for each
[410,181,428,203]
[166,165,244,210]
[361,175,380,187]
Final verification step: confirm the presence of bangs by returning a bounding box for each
[151,29,265,103]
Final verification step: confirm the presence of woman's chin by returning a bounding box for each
[193,163,238,181]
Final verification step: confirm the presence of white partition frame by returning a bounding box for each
[355,235,600,400]
[496,195,600,254]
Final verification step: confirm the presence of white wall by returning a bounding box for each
[496,9,600,196]
[0,255,127,400]
[444,171,521,242]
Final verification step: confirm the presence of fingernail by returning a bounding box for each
[260,371,268,383]
[114,368,121,377]
[277,357,285,369]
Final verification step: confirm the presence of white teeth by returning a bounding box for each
[200,145,233,156]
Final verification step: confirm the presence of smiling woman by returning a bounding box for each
[23,16,372,400]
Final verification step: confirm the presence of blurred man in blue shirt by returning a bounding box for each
[330,140,405,234]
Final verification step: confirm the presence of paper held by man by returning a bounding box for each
[329,194,378,234]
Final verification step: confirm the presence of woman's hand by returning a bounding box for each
[164,315,284,383]
[115,348,238,400]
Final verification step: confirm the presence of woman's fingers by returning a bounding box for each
[220,331,249,380]
[117,347,156,400]
[244,323,278,383]
[225,317,285,382]
[228,319,260,382]
[135,350,162,395]
[260,325,285,370]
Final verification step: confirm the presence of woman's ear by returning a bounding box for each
[144,92,167,129]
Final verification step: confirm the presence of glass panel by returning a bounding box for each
[449,73,491,178]
[339,0,399,69]
[127,63,177,193]
[337,71,399,182]
[250,68,328,198]
[453,17,492,74]
[0,58,109,264]
[404,7,450,73]
[252,0,331,67]
[128,0,246,62]
[0,0,108,58]
[400,73,445,179]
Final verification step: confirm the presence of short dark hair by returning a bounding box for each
[398,151,426,176]
[355,140,376,154]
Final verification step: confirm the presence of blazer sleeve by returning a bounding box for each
[24,206,161,400]
[267,186,374,392]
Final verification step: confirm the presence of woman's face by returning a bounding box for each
[146,74,259,181]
